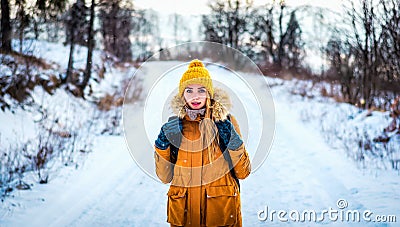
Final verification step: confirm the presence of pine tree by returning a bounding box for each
[281,12,304,72]
[1,0,12,53]
[35,0,68,42]
[65,0,87,84]
[15,0,31,53]
[131,9,160,61]
[99,0,133,62]
[64,0,88,47]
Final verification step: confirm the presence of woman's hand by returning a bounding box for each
[155,117,182,150]
[216,119,243,151]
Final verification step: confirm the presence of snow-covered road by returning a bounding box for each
[1,61,399,226]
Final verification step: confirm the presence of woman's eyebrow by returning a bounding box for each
[185,86,205,90]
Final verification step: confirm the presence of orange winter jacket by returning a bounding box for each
[154,88,251,227]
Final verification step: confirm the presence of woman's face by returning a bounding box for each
[183,84,208,109]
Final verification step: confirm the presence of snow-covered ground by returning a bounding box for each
[0,40,134,197]
[276,78,400,170]
[1,40,131,147]
[1,60,399,226]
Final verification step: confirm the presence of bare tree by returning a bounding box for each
[325,37,358,103]
[248,1,305,72]
[202,0,252,49]
[170,13,182,45]
[380,0,400,100]
[325,0,399,110]
[346,0,381,109]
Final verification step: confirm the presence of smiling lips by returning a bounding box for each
[191,101,201,107]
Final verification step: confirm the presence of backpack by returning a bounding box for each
[167,115,240,191]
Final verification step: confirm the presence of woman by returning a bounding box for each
[154,59,251,227]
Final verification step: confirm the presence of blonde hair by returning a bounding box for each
[199,96,219,164]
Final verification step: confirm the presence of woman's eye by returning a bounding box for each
[199,89,206,93]
[186,89,192,93]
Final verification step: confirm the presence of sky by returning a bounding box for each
[134,0,345,73]
[134,0,344,15]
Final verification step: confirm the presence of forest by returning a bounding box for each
[1,0,400,198]
[1,0,399,110]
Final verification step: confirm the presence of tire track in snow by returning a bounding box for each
[6,136,134,227]
[240,86,372,226]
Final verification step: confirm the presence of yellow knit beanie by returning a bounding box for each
[179,59,214,98]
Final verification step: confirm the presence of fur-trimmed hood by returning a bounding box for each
[170,87,232,121]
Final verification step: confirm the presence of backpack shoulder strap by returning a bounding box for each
[168,116,178,121]
[219,114,240,191]
[168,116,180,164]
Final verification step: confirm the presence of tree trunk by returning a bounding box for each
[81,0,95,92]
[19,26,24,54]
[1,0,12,53]
[277,3,285,68]
[66,30,75,84]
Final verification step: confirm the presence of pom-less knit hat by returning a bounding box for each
[179,59,214,98]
